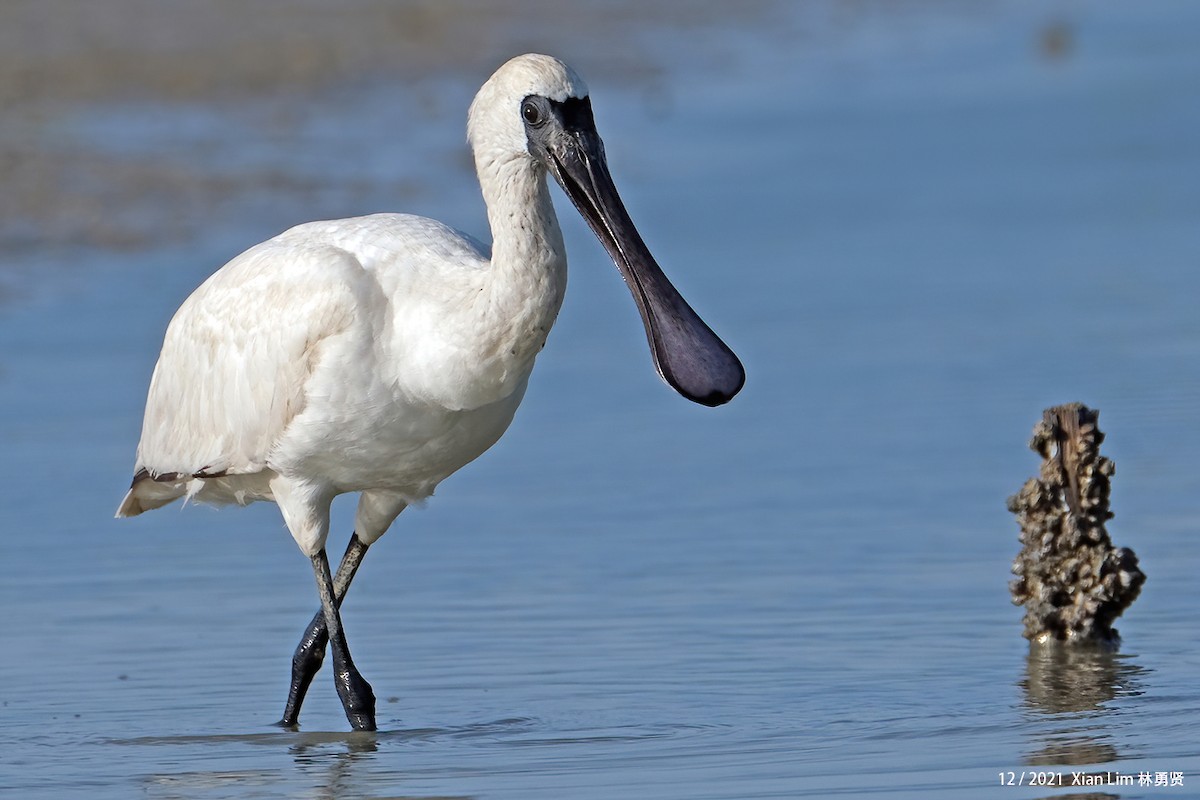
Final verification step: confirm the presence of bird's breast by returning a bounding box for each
[277,373,529,499]
[381,255,565,412]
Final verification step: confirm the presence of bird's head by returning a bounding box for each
[468,54,744,407]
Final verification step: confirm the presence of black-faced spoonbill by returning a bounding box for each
[117,53,744,732]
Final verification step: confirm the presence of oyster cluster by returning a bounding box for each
[1007,403,1145,645]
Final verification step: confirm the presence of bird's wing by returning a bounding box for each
[129,236,367,484]
[117,213,492,518]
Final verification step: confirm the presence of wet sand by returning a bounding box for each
[1,0,776,256]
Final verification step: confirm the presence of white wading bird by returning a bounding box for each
[117,54,744,731]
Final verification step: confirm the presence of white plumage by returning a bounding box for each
[119,212,556,556]
[116,54,742,731]
[118,55,584,555]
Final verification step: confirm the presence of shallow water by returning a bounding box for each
[3,2,1200,798]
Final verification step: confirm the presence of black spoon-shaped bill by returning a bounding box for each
[532,97,745,406]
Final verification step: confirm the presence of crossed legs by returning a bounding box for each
[278,533,373,730]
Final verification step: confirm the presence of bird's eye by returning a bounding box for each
[522,100,542,125]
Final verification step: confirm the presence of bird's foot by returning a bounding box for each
[335,668,377,731]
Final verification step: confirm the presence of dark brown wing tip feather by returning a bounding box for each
[129,466,226,487]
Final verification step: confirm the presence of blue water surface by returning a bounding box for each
[2,2,1198,798]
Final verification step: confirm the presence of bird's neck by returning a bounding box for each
[478,155,569,361]
[483,155,567,284]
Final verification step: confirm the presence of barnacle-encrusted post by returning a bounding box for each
[1007,403,1145,645]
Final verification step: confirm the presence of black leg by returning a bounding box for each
[278,534,370,728]
[304,543,376,730]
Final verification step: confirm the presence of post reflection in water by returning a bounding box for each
[1019,642,1147,768]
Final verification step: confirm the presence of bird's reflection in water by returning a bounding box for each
[1019,641,1148,768]
[285,727,485,800]
[287,729,377,800]
[289,730,380,761]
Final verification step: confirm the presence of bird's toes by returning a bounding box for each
[335,670,377,731]
[347,709,378,732]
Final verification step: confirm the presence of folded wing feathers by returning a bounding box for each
[117,241,361,517]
